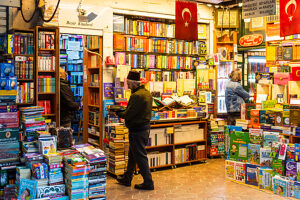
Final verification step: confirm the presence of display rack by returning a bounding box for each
[213,31,237,114]
[82,35,103,148]
[35,26,60,126]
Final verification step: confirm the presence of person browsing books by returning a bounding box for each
[111,71,154,190]
[225,69,250,125]
[59,68,80,127]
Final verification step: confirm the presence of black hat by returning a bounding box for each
[127,71,140,81]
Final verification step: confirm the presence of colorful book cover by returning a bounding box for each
[248,144,260,165]
[115,52,126,65]
[273,159,285,176]
[270,141,280,159]
[18,179,37,200]
[235,161,245,183]
[259,167,273,190]
[287,143,295,161]
[148,55,155,69]
[273,176,288,197]
[295,181,300,199]
[249,128,263,145]
[286,161,297,181]
[278,143,287,160]
[295,144,300,162]
[36,184,65,198]
[260,148,273,168]
[297,163,300,181]
[288,180,295,198]
[225,160,235,180]
[245,164,259,186]
[104,83,114,98]
[263,132,280,148]
[230,131,249,162]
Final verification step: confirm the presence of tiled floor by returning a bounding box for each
[106,158,287,200]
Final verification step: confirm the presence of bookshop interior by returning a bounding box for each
[4,0,300,199]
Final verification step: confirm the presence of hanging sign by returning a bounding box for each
[242,0,276,19]
[239,34,263,47]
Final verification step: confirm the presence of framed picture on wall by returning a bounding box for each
[215,9,239,28]
[249,17,266,32]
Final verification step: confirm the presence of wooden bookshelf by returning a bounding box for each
[83,35,103,148]
[35,26,60,126]
[10,29,36,106]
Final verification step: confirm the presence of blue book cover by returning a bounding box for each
[18,178,37,200]
[295,181,300,199]
[263,132,280,148]
[295,144,300,162]
[273,176,288,197]
[245,164,259,186]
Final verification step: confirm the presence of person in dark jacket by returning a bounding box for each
[59,68,79,127]
[225,69,250,125]
[113,71,154,190]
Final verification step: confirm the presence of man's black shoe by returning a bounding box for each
[117,177,131,186]
[134,183,154,190]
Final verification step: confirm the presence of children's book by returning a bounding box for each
[230,131,249,162]
[295,181,300,199]
[273,159,286,176]
[263,132,280,148]
[295,144,300,162]
[235,162,245,183]
[297,163,300,181]
[225,160,235,180]
[273,175,288,197]
[260,148,273,168]
[287,143,295,161]
[288,180,295,198]
[259,167,273,190]
[18,178,37,200]
[286,161,297,181]
[278,143,287,160]
[270,141,280,159]
[245,163,259,186]
[249,128,263,145]
[248,144,260,165]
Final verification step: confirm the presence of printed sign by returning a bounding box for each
[242,0,276,19]
[239,34,263,47]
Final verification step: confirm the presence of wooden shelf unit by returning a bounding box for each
[83,36,103,148]
[10,29,37,106]
[144,120,207,169]
[35,26,60,126]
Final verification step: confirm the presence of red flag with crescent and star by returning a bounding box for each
[175,0,198,41]
[280,0,300,36]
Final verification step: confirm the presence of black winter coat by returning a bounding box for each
[60,79,78,125]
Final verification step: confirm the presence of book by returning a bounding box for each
[18,179,37,200]
[287,143,295,161]
[263,132,280,148]
[259,167,273,190]
[247,144,260,165]
[245,164,259,186]
[295,181,300,199]
[235,161,245,183]
[273,159,285,176]
[273,175,288,197]
[229,131,249,162]
[249,128,263,145]
[225,160,235,180]
[260,148,273,168]
[286,161,297,181]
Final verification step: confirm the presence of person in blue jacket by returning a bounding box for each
[225,69,250,125]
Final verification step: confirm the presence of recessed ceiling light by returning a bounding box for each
[207,4,212,7]
[238,3,243,7]
[215,5,219,8]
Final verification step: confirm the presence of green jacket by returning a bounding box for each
[117,85,152,131]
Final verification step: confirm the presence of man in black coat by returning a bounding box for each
[59,68,79,127]
[114,71,154,190]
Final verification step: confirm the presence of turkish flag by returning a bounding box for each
[280,0,300,36]
[175,0,198,41]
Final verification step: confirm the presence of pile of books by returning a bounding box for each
[44,154,64,185]
[73,144,107,199]
[0,62,19,167]
[106,125,129,175]
[65,157,89,199]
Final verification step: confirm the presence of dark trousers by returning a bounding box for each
[124,129,153,185]
[228,112,241,125]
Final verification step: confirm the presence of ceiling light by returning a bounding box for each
[215,5,219,8]
[207,4,212,7]
[238,3,243,7]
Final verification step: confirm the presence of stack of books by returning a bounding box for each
[73,144,107,199]
[64,157,89,199]
[44,154,64,185]
[106,125,129,175]
[20,106,46,133]
[0,62,19,167]
[23,153,44,168]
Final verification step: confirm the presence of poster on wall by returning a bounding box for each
[242,0,276,19]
